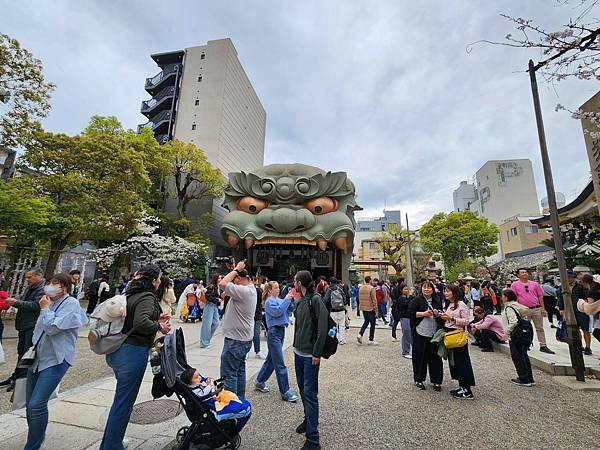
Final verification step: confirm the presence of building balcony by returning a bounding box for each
[145,63,180,95]
[140,85,176,118]
[155,134,170,145]
[137,110,173,135]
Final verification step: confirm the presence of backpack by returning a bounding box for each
[309,294,338,359]
[329,287,345,312]
[88,296,132,355]
[507,306,534,348]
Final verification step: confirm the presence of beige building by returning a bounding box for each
[140,38,266,243]
[498,216,550,256]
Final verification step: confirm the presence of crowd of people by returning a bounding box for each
[1,261,599,449]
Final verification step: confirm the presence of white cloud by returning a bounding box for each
[1,0,596,227]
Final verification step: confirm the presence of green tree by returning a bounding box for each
[0,33,55,148]
[164,139,225,226]
[21,122,152,276]
[420,210,499,275]
[375,224,411,274]
[0,178,53,234]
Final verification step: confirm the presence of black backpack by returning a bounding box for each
[309,294,338,359]
[507,306,534,348]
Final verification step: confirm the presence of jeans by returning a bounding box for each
[100,344,149,450]
[509,339,533,383]
[520,307,547,347]
[330,311,346,344]
[359,310,376,341]
[377,304,388,323]
[25,361,70,450]
[400,318,412,355]
[391,311,401,339]
[295,353,320,444]
[351,296,357,310]
[200,303,220,347]
[256,326,291,395]
[220,338,252,398]
[253,319,262,353]
[13,328,34,380]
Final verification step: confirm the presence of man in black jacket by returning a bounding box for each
[1,268,45,389]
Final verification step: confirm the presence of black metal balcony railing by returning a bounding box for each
[137,110,173,134]
[141,85,175,116]
[155,134,169,145]
[145,63,180,91]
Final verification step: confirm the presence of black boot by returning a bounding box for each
[295,420,306,434]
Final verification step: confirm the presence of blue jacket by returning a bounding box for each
[264,296,292,328]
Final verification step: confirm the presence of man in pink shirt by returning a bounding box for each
[511,268,555,354]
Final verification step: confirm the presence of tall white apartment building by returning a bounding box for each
[139,38,266,243]
[453,181,477,212]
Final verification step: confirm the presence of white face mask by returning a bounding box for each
[44,285,62,297]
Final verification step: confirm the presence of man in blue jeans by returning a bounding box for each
[357,276,378,345]
[218,260,257,398]
[292,270,328,450]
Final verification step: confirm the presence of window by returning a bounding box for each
[191,123,196,130]
[197,75,203,82]
[194,99,199,106]
[510,227,518,237]
[524,225,538,234]
[507,231,510,241]
[369,242,376,249]
[200,53,205,60]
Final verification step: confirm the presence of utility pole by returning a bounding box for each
[528,59,586,381]
[405,213,414,287]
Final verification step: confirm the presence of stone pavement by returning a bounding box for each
[348,309,600,378]
[0,321,294,450]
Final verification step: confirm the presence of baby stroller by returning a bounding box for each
[151,328,242,450]
[181,292,201,323]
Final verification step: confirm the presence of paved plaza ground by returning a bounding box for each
[0,314,598,449]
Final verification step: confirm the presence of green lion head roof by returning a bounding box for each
[221,163,361,253]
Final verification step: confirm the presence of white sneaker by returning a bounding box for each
[403,354,412,359]
[391,338,398,342]
[255,352,267,360]
[367,341,378,346]
[357,335,363,344]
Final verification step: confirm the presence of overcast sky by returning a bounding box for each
[2,1,596,226]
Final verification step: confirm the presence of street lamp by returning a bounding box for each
[528,59,586,381]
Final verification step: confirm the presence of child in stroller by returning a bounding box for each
[181,291,201,323]
[180,367,252,433]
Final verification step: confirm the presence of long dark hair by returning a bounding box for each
[295,270,314,294]
[126,264,161,297]
[156,275,170,301]
[445,284,463,309]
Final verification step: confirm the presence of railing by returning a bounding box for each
[138,110,172,133]
[145,63,180,89]
[155,134,169,145]
[141,86,175,112]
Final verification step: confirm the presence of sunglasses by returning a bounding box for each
[524,285,529,293]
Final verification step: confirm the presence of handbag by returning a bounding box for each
[17,297,68,369]
[443,329,468,349]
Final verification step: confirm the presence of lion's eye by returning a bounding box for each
[237,197,269,214]
[304,197,338,215]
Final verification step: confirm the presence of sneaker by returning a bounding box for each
[511,378,532,387]
[539,346,555,355]
[452,389,474,400]
[357,335,363,344]
[432,384,442,392]
[295,420,307,434]
[282,392,299,403]
[301,439,321,450]
[255,352,267,360]
[450,387,463,395]
[584,347,593,355]
[530,379,536,386]
[402,354,412,359]
[338,341,346,345]
[415,382,426,390]
[199,344,211,349]
[254,382,269,393]
[391,338,398,342]
[367,340,378,346]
